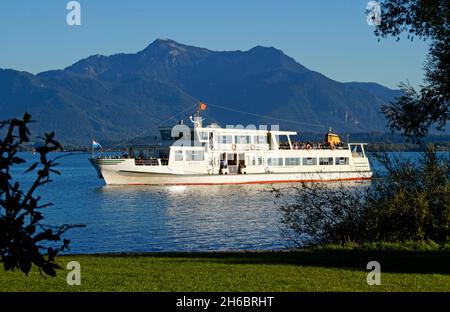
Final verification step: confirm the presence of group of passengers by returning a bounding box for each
[280,141,344,150]
[95,152,130,159]
[96,155,126,159]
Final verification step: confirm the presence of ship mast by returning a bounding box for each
[194,101,207,128]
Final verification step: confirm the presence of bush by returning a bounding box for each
[278,146,450,248]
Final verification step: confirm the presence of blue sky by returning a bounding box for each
[0,0,430,88]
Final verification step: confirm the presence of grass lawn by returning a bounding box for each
[1,250,450,291]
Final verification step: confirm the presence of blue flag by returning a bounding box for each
[92,140,102,149]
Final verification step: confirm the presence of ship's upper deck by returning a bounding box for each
[196,125,297,136]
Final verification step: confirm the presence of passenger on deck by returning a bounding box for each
[219,159,226,174]
[128,147,134,158]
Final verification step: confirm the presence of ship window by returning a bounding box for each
[185,150,204,161]
[219,135,233,144]
[285,157,301,166]
[335,157,349,165]
[268,157,283,166]
[247,156,263,166]
[199,131,209,141]
[174,150,183,161]
[319,157,334,165]
[302,157,317,166]
[235,135,251,144]
[256,135,268,144]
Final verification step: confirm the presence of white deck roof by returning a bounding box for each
[198,125,297,136]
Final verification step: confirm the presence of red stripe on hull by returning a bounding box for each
[123,176,372,186]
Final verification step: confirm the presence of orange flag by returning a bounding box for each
[199,102,207,110]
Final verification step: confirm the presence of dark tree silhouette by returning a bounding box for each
[0,113,83,276]
[373,0,449,140]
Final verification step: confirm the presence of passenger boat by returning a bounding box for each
[89,105,372,185]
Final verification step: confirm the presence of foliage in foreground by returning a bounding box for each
[278,146,450,247]
[0,113,82,276]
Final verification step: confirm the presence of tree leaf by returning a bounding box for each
[25,162,38,173]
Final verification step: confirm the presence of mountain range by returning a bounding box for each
[0,38,402,146]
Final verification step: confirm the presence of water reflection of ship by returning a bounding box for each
[98,180,371,194]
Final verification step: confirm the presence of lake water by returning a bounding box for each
[12,152,291,254]
[9,151,437,254]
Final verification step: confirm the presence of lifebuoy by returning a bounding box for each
[231,143,237,151]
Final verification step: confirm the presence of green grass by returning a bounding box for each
[1,250,450,291]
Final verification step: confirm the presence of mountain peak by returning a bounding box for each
[139,38,211,58]
[249,45,281,53]
[142,38,191,52]
[153,38,180,46]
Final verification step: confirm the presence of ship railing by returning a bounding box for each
[96,155,130,159]
[134,158,162,166]
[216,143,270,151]
[287,143,349,150]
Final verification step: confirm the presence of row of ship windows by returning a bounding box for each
[173,151,349,166]
[213,135,268,144]
[257,157,349,166]
[174,150,204,161]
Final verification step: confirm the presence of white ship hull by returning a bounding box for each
[90,158,372,186]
